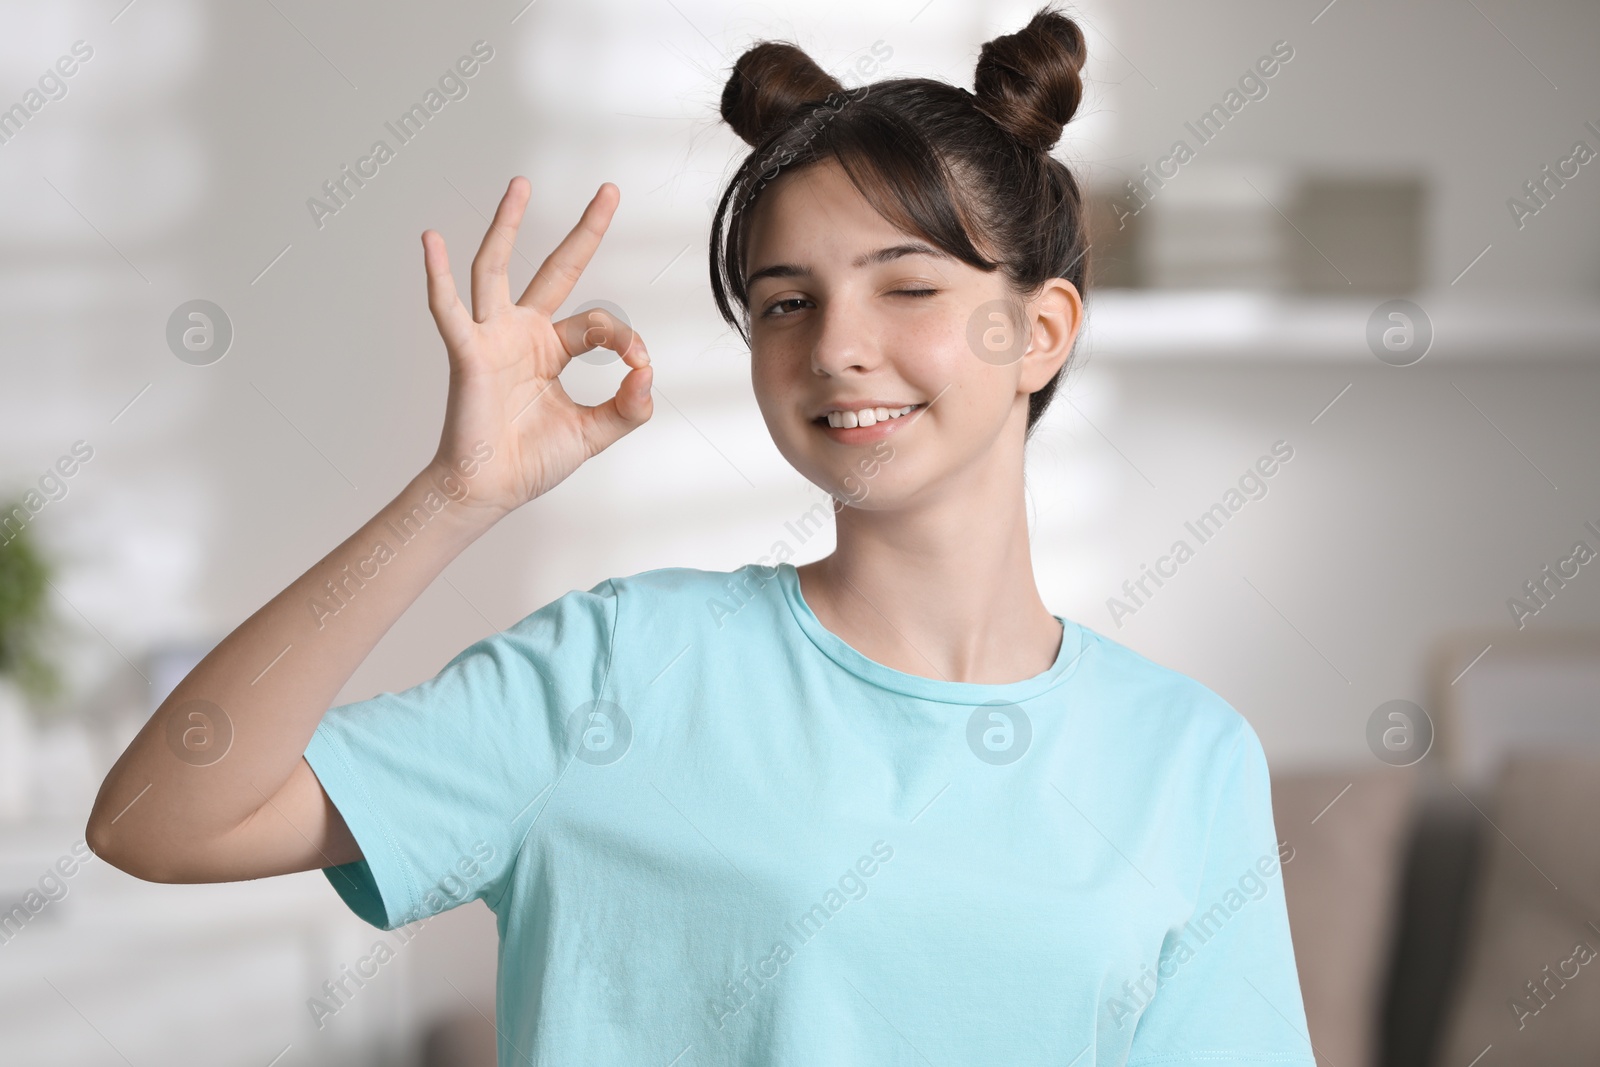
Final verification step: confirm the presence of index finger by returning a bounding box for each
[516,182,619,318]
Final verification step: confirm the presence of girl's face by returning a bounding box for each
[742,157,1080,510]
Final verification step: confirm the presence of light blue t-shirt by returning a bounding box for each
[303,561,1315,1066]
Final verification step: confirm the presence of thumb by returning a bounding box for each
[578,363,653,458]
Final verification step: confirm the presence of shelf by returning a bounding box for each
[1078,290,1600,363]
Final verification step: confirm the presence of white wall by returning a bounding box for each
[1,0,1596,784]
[3,3,1597,1064]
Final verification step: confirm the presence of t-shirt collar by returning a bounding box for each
[769,561,1088,705]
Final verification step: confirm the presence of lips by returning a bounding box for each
[812,403,925,442]
[819,404,918,429]
[813,398,924,421]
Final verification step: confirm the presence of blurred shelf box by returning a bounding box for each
[1080,290,1600,363]
[1087,168,1426,294]
[1074,167,1600,363]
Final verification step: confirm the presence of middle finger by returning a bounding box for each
[469,177,532,322]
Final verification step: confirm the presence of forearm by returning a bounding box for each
[86,461,500,873]
[86,175,650,882]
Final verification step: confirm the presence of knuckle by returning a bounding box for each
[537,260,580,289]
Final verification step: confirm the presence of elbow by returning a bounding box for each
[86,773,175,882]
[84,812,175,884]
[84,812,137,878]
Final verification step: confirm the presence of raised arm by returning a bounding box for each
[85,176,653,883]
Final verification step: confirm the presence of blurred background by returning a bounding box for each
[2,0,1598,1063]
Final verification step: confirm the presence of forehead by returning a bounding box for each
[744,158,914,264]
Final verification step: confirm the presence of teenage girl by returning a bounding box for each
[89,5,1315,1064]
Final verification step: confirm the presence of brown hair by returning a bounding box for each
[709,4,1089,438]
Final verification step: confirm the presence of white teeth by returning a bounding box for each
[825,404,916,429]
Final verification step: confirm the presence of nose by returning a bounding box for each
[808,294,878,378]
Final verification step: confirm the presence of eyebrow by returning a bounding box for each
[743,241,948,290]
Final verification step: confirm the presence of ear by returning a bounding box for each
[1017,278,1083,394]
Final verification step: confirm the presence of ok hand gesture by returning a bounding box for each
[422,177,652,519]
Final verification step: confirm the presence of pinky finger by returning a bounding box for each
[422,230,473,354]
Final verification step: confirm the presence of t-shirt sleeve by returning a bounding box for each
[301,578,618,931]
[1125,719,1318,1066]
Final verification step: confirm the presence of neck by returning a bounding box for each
[797,425,1060,685]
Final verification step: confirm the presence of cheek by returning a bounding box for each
[749,348,808,445]
[748,348,786,410]
[900,315,1002,403]
[907,301,990,373]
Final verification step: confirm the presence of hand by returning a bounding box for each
[420,177,652,520]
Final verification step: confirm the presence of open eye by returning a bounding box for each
[761,297,811,319]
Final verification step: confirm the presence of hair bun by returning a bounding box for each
[972,6,1086,152]
[721,41,846,148]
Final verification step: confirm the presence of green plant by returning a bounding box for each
[0,504,63,706]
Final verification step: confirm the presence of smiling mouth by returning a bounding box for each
[812,403,924,429]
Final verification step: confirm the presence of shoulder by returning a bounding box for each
[618,563,796,687]
[1072,622,1244,729]
[528,562,782,662]
[1065,626,1276,882]
[508,563,766,617]
[476,564,775,693]
[597,562,776,615]
[1067,620,1258,774]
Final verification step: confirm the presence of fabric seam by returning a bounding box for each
[1126,718,1251,1050]
[317,724,422,927]
[482,579,621,915]
[778,562,1095,705]
[1186,719,1250,915]
[1126,1055,1313,1065]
